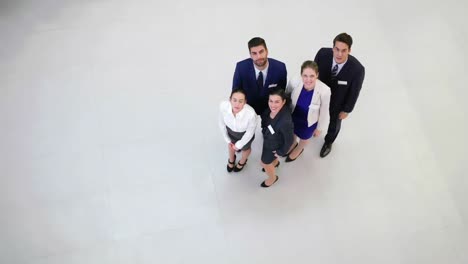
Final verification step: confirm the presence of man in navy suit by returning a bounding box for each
[315,33,365,158]
[233,37,287,115]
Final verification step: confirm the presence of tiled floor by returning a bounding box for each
[1,0,467,263]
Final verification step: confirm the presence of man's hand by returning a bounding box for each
[339,111,349,120]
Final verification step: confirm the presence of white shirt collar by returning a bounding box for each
[332,58,347,75]
[253,60,269,82]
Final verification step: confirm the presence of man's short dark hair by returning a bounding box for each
[248,37,267,51]
[333,33,353,49]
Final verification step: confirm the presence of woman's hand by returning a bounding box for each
[313,129,321,137]
[229,142,239,151]
[272,150,279,158]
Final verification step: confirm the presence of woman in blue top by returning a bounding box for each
[285,60,331,162]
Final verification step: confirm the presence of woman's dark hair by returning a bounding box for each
[300,60,319,75]
[230,88,247,100]
[268,86,291,107]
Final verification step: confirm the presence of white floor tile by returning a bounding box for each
[1,0,467,263]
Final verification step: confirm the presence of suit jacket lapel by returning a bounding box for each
[323,54,333,80]
[337,60,351,79]
[263,58,272,89]
[249,60,257,85]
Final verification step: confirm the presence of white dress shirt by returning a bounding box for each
[218,101,257,150]
[253,61,269,86]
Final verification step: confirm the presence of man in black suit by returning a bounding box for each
[314,33,365,157]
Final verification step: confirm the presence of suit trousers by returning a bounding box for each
[324,112,342,144]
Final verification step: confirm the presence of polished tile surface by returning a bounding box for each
[1,0,467,263]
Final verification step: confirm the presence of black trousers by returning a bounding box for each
[324,111,342,144]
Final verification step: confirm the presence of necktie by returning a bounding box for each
[257,71,264,90]
[331,64,339,78]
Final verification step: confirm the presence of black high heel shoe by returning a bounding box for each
[226,155,236,172]
[282,142,298,157]
[233,159,247,172]
[262,160,280,172]
[261,175,279,188]
[285,148,304,163]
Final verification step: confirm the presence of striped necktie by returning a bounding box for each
[331,64,339,78]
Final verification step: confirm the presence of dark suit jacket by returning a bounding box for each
[314,48,365,115]
[233,58,287,115]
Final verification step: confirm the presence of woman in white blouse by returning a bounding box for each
[219,88,258,172]
[285,60,331,162]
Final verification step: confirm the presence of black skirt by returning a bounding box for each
[226,126,255,151]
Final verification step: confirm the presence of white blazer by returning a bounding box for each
[286,76,331,132]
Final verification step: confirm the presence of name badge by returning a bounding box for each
[268,125,275,134]
[268,83,278,88]
[338,80,348,85]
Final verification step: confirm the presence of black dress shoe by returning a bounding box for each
[262,161,280,172]
[233,159,247,172]
[285,148,304,162]
[261,175,279,188]
[226,155,236,172]
[320,143,332,158]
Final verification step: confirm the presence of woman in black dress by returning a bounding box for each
[260,87,294,187]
